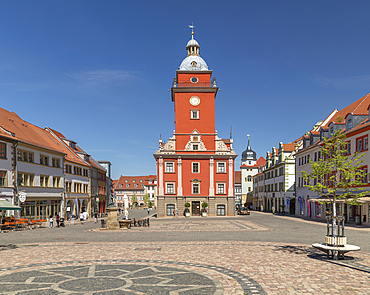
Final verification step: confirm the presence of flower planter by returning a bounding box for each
[185,212,190,217]
[202,212,207,217]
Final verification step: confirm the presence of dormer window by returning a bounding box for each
[191,61,197,67]
[347,118,353,130]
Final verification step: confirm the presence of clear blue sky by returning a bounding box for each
[1,1,370,179]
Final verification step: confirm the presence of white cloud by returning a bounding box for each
[67,69,138,85]
[316,75,370,89]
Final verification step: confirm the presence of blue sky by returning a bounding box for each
[1,1,370,179]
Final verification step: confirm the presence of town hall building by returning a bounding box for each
[154,30,237,217]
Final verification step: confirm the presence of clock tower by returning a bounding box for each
[154,29,237,217]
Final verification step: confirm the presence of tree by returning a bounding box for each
[302,130,367,243]
[143,194,150,207]
[148,201,153,208]
[131,194,138,208]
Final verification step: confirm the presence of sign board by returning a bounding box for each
[19,192,27,203]
[67,207,71,212]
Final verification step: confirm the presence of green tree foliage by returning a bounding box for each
[131,194,138,207]
[143,194,150,207]
[301,130,367,214]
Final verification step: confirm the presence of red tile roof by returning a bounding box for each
[325,93,370,127]
[256,156,266,166]
[115,175,155,190]
[282,143,295,152]
[0,107,66,155]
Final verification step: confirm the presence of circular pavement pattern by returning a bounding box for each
[0,260,265,294]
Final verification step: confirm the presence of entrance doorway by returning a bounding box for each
[192,201,200,215]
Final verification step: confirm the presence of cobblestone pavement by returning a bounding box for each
[0,212,369,294]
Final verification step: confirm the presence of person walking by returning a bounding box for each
[147,208,150,214]
[49,215,54,228]
[71,213,75,225]
[272,206,275,214]
[94,212,98,223]
[56,214,60,227]
[79,212,84,224]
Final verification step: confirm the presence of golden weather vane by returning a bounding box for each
[188,23,195,39]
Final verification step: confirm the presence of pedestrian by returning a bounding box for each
[173,210,175,218]
[94,212,98,223]
[261,205,263,212]
[176,209,178,218]
[272,206,275,214]
[147,208,150,214]
[56,214,60,227]
[71,213,75,225]
[79,212,84,224]
[49,215,54,228]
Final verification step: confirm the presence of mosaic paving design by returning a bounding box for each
[0,260,266,294]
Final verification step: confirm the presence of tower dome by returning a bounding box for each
[178,31,208,71]
[241,136,257,160]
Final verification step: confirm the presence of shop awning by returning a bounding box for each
[0,199,21,210]
[347,196,370,203]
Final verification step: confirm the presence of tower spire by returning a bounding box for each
[247,134,250,149]
[188,23,195,39]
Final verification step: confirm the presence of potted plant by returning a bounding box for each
[184,202,190,217]
[201,202,208,217]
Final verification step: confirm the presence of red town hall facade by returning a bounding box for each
[154,32,237,217]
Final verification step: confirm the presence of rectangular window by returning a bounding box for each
[166,183,174,194]
[18,172,34,186]
[0,171,6,186]
[84,184,88,193]
[217,162,225,173]
[357,139,362,152]
[364,137,368,151]
[65,164,72,174]
[53,176,61,188]
[191,110,199,119]
[192,182,199,194]
[192,162,199,173]
[83,169,89,177]
[363,168,368,184]
[17,149,34,163]
[40,155,49,166]
[52,158,60,168]
[165,162,174,173]
[275,183,278,191]
[39,175,49,187]
[0,143,5,159]
[193,144,198,150]
[217,183,225,194]
[66,182,72,192]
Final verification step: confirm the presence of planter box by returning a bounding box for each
[202,212,207,217]
[185,212,190,217]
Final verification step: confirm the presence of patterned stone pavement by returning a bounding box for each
[0,213,369,294]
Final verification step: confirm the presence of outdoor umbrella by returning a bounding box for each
[0,199,21,232]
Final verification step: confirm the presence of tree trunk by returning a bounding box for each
[332,199,338,260]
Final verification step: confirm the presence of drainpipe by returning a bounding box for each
[60,155,66,219]
[14,141,19,218]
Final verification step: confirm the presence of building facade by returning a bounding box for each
[264,142,298,214]
[154,32,237,217]
[296,93,370,225]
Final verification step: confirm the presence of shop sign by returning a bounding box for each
[19,192,27,203]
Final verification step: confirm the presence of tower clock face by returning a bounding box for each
[190,96,200,106]
[190,76,199,83]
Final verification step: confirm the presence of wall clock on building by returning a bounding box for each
[190,76,199,83]
[189,96,200,106]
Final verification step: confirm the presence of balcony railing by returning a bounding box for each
[176,81,211,87]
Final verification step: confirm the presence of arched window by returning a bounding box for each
[247,175,252,182]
